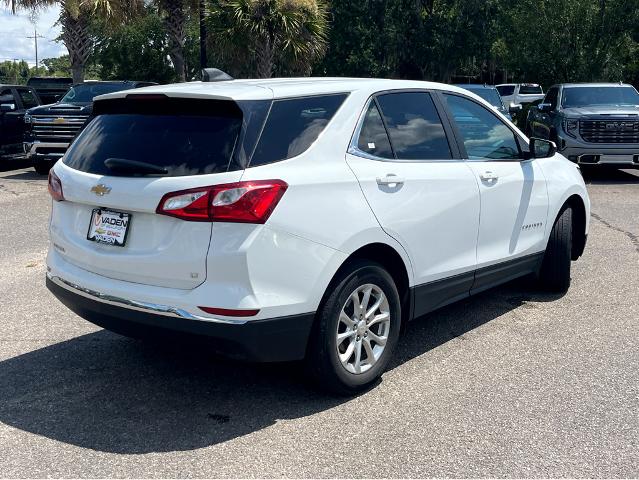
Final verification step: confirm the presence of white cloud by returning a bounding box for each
[0,5,66,66]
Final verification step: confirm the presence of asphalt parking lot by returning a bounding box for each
[0,164,638,478]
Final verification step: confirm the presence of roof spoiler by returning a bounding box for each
[201,68,234,82]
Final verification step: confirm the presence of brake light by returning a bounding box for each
[48,170,64,201]
[156,180,287,223]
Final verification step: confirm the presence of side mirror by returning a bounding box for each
[529,137,556,159]
[537,103,552,113]
[0,103,16,112]
[509,103,523,114]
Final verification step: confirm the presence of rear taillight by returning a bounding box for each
[48,170,64,201]
[156,180,287,223]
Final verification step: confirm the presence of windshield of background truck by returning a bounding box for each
[60,84,129,103]
[561,86,639,108]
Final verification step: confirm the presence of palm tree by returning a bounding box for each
[156,0,196,81]
[208,0,329,78]
[6,0,141,83]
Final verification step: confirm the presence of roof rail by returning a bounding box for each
[201,68,234,82]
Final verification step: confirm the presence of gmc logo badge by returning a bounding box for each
[605,122,632,131]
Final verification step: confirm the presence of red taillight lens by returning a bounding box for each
[48,170,64,201]
[198,306,260,317]
[156,180,288,223]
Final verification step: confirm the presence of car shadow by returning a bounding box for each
[0,159,32,173]
[581,167,639,185]
[0,280,561,454]
[1,170,46,181]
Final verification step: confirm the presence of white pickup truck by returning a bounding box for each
[496,83,545,106]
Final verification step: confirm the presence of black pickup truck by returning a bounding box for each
[24,80,155,174]
[0,84,42,162]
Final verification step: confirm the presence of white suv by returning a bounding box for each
[46,78,590,394]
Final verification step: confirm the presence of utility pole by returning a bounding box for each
[26,28,45,75]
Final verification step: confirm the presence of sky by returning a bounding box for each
[0,5,66,66]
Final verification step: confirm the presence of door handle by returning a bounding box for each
[376,174,405,186]
[479,171,498,181]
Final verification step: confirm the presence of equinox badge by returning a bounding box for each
[91,184,112,196]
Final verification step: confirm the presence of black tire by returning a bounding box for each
[305,260,401,395]
[33,160,53,175]
[539,206,572,293]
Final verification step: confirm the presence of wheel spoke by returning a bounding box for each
[337,330,356,343]
[365,294,384,319]
[339,339,355,363]
[353,339,363,373]
[363,337,376,364]
[350,291,362,316]
[367,330,387,346]
[360,286,373,314]
[367,311,389,328]
[339,310,355,327]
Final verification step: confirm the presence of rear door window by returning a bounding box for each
[63,98,243,176]
[375,92,452,160]
[356,102,394,159]
[250,94,347,166]
[17,88,39,108]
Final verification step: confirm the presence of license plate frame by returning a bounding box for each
[86,208,131,247]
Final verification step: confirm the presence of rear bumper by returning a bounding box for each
[46,274,315,362]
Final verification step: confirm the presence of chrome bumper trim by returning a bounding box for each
[24,141,70,155]
[46,273,248,325]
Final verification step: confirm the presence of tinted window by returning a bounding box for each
[64,101,242,177]
[356,102,393,158]
[519,84,543,95]
[444,94,521,160]
[0,89,15,102]
[376,92,451,160]
[17,89,38,108]
[544,87,559,109]
[463,87,504,108]
[561,86,639,108]
[497,85,515,97]
[251,94,347,166]
[61,83,132,103]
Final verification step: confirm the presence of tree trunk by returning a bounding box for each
[255,37,274,78]
[60,9,92,84]
[164,0,187,81]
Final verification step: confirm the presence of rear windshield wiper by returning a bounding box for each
[104,158,168,175]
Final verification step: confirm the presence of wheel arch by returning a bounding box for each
[319,242,413,329]
[551,193,587,260]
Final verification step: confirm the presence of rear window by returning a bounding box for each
[250,94,347,166]
[497,85,515,97]
[63,99,243,176]
[519,84,543,95]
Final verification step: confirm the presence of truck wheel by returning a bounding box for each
[33,160,53,175]
[539,207,572,293]
[305,261,401,395]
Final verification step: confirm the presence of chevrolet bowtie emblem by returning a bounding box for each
[53,117,66,124]
[90,184,112,196]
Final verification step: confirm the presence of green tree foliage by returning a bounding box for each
[499,0,639,86]
[0,60,31,84]
[92,10,179,83]
[207,0,329,78]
